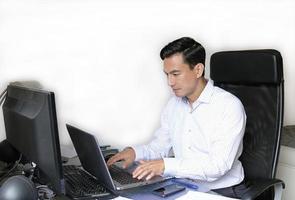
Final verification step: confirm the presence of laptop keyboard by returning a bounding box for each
[63,165,110,199]
[110,165,144,185]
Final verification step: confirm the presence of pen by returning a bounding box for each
[172,178,199,190]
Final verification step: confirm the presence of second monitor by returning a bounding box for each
[2,83,65,195]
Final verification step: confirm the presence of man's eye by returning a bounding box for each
[173,73,180,76]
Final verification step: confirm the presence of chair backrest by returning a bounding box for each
[210,50,284,180]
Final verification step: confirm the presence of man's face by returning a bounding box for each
[163,53,202,99]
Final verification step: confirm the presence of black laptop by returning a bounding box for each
[66,124,169,191]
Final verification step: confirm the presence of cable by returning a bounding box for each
[0,153,22,180]
[0,161,12,176]
[0,88,7,99]
[0,88,7,105]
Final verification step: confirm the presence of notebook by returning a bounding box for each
[66,124,169,191]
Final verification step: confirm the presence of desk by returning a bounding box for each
[0,159,238,200]
[60,157,239,199]
[55,179,239,200]
[113,180,239,200]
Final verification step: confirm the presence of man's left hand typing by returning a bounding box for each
[132,159,165,180]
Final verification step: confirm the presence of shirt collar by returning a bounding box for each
[182,79,214,105]
[197,79,214,104]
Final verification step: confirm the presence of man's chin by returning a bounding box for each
[174,91,185,97]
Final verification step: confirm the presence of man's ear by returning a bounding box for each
[193,63,204,78]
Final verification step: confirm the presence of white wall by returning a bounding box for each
[1,0,295,150]
[277,146,295,200]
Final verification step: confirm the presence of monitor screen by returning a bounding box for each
[2,84,65,195]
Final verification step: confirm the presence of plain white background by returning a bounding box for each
[1,0,295,150]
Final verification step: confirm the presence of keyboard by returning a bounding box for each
[109,165,144,185]
[63,165,110,199]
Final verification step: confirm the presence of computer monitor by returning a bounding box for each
[2,84,65,195]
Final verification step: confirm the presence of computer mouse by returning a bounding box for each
[0,175,38,200]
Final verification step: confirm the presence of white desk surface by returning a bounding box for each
[177,190,239,200]
[114,190,239,200]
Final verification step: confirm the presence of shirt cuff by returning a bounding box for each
[163,158,181,176]
[130,145,144,161]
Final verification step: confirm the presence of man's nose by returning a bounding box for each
[168,75,175,86]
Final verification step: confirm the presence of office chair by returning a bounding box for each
[210,50,284,200]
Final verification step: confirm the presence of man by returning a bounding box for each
[107,37,247,198]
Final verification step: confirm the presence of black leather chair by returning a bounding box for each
[210,50,285,200]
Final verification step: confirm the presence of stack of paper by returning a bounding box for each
[177,190,240,200]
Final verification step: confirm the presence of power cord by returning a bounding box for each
[0,88,7,106]
[0,153,22,180]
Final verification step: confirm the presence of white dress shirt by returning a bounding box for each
[133,79,246,189]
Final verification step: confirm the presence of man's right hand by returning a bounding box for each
[106,147,136,168]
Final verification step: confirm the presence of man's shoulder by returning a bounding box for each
[211,86,246,124]
[212,86,244,108]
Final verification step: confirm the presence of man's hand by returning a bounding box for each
[106,147,135,168]
[132,159,165,180]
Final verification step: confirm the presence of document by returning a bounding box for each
[177,190,240,200]
[112,197,133,200]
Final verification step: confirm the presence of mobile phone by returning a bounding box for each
[152,184,185,198]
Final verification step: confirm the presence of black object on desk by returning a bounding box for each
[152,184,185,198]
[0,175,38,200]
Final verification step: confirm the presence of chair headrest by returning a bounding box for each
[210,49,283,84]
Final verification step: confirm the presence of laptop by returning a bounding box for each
[66,124,169,191]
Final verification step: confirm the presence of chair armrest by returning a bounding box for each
[241,178,285,200]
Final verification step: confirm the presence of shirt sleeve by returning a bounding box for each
[163,98,246,182]
[132,98,175,161]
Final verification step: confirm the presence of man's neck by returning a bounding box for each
[187,78,207,105]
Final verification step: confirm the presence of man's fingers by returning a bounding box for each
[107,148,136,167]
[133,163,150,179]
[107,154,122,166]
[122,159,132,168]
[122,162,127,169]
[106,156,116,166]
[132,165,145,178]
[145,172,155,180]
[137,169,150,180]
[133,164,155,180]
[132,159,164,180]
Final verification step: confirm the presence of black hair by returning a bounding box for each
[160,37,206,73]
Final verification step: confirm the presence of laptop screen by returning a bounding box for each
[66,124,116,190]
